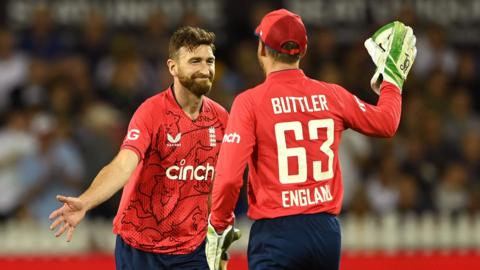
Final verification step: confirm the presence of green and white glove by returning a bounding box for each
[364,21,417,94]
[205,218,241,270]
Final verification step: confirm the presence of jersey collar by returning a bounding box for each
[265,68,306,82]
[166,85,207,121]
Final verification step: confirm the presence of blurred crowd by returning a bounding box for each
[0,3,479,226]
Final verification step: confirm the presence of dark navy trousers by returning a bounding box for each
[248,213,341,270]
[115,236,209,270]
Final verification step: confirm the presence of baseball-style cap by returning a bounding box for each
[255,9,307,55]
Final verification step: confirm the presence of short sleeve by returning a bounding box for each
[121,100,154,160]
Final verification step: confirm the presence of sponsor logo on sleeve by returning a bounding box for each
[126,129,140,141]
[222,132,241,144]
[167,133,181,147]
[354,96,367,112]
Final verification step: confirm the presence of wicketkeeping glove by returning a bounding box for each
[205,217,241,270]
[364,21,417,94]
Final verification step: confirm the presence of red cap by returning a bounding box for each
[255,9,307,55]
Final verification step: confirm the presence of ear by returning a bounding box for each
[258,40,267,57]
[167,58,177,76]
[300,44,307,58]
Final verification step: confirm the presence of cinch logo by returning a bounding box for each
[167,133,181,147]
[166,159,215,181]
[223,132,241,144]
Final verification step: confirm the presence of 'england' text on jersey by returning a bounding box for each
[271,95,329,115]
[281,185,333,208]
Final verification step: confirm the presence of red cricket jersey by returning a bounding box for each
[210,69,401,231]
[113,87,228,254]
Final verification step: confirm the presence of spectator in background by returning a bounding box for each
[444,89,480,145]
[339,129,371,211]
[306,27,340,73]
[19,113,85,224]
[366,156,401,215]
[75,9,109,75]
[459,131,480,185]
[0,110,37,221]
[95,34,156,115]
[0,27,29,113]
[49,54,96,105]
[396,173,421,214]
[400,136,436,212]
[435,163,469,215]
[414,24,457,78]
[223,40,263,94]
[348,187,372,217]
[11,58,50,109]
[341,42,373,102]
[453,52,480,113]
[46,77,80,121]
[140,9,170,65]
[423,70,449,113]
[422,110,455,170]
[138,9,172,94]
[19,5,68,59]
[315,62,343,85]
[74,102,124,218]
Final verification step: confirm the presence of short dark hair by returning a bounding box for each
[169,26,216,59]
[265,41,301,64]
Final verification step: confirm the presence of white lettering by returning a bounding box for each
[314,187,324,203]
[281,185,333,208]
[126,129,140,140]
[272,98,282,114]
[297,97,306,112]
[271,95,329,115]
[282,191,289,207]
[280,97,291,113]
[166,159,215,181]
[321,185,333,201]
[312,95,320,111]
[319,95,329,111]
[303,96,314,112]
[223,133,241,144]
[166,166,179,180]
[290,97,298,112]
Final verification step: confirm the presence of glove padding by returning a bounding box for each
[205,219,241,270]
[365,21,417,94]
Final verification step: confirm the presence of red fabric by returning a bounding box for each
[211,69,401,231]
[255,9,307,55]
[114,87,228,254]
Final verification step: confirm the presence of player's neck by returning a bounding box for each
[264,61,300,76]
[172,83,203,120]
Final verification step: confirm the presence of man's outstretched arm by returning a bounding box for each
[49,149,138,241]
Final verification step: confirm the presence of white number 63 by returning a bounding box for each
[275,119,334,184]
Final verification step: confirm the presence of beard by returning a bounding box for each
[178,70,214,97]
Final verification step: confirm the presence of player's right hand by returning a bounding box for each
[364,21,417,94]
[48,195,87,242]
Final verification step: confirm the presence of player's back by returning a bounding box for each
[242,69,349,219]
